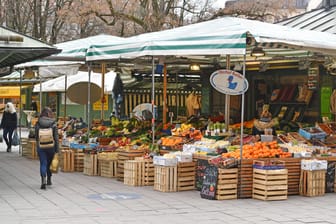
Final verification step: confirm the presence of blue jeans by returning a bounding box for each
[37,148,55,177]
[3,127,15,149]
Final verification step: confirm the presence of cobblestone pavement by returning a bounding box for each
[0,129,336,224]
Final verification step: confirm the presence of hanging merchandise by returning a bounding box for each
[185,92,201,117]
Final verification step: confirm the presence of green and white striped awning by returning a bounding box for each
[86,16,336,62]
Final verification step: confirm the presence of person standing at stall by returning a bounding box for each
[0,102,18,152]
[35,107,59,190]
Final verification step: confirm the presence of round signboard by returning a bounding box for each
[210,69,248,95]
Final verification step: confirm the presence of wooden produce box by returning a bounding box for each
[299,169,326,197]
[216,168,238,200]
[117,149,145,182]
[98,158,118,178]
[154,165,177,192]
[177,162,196,191]
[124,158,154,186]
[239,158,301,198]
[253,168,288,201]
[60,147,74,172]
[22,140,38,160]
[83,153,99,176]
[72,149,84,172]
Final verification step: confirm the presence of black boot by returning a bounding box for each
[41,176,46,190]
[47,176,52,186]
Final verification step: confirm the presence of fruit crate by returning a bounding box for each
[239,158,301,198]
[299,170,326,197]
[124,158,154,186]
[117,149,145,181]
[22,140,38,160]
[83,153,99,176]
[72,149,84,172]
[177,162,196,191]
[60,147,74,172]
[216,168,238,200]
[252,168,288,201]
[98,158,118,178]
[154,165,177,192]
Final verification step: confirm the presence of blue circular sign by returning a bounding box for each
[210,69,249,95]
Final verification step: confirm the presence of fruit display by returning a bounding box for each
[171,123,202,139]
[160,136,184,148]
[222,141,292,159]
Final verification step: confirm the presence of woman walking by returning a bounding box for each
[0,102,18,152]
[35,107,59,190]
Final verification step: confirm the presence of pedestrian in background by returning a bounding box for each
[35,107,59,190]
[0,102,18,152]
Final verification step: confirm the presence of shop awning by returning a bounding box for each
[86,16,336,62]
[0,26,60,68]
[33,70,116,93]
[15,34,125,69]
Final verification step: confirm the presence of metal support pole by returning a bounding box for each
[225,55,231,130]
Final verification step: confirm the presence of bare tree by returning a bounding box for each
[212,0,301,23]
[63,0,218,36]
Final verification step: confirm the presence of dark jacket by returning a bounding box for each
[35,116,59,153]
[112,74,123,100]
[0,111,17,129]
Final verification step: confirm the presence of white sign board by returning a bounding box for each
[210,69,248,95]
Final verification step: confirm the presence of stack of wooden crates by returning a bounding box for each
[252,160,288,201]
[216,168,238,200]
[153,160,196,192]
[124,158,154,186]
[299,159,327,197]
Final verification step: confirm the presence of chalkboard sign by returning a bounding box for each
[196,159,208,191]
[200,164,218,200]
[326,161,336,193]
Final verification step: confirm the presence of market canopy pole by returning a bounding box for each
[101,63,106,121]
[151,57,155,144]
[163,63,167,125]
[225,55,231,130]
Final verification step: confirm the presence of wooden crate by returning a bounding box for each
[22,140,38,160]
[83,153,99,176]
[299,170,326,197]
[117,150,145,181]
[216,168,238,200]
[98,158,118,178]
[154,165,177,192]
[177,162,196,191]
[124,159,154,186]
[72,149,84,172]
[253,168,288,201]
[239,158,301,198]
[60,148,74,172]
